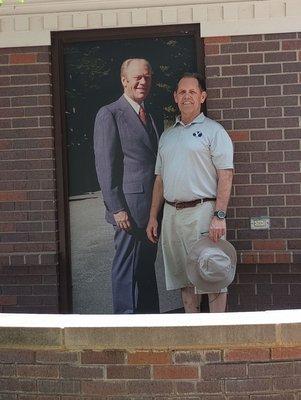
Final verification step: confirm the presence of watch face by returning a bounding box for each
[215,210,226,219]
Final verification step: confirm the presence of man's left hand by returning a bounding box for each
[208,217,226,242]
[146,217,159,243]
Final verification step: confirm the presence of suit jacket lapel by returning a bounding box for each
[148,112,160,147]
[117,95,157,153]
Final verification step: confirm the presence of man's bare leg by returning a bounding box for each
[208,292,227,313]
[181,286,201,313]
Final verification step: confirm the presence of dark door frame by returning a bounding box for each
[51,23,204,313]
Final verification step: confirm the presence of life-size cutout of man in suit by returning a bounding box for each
[94,58,160,314]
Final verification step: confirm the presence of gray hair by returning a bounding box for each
[175,72,206,92]
[120,58,152,78]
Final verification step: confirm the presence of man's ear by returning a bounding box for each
[201,91,207,104]
[121,76,127,89]
[173,91,178,104]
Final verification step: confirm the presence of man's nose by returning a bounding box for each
[139,76,147,84]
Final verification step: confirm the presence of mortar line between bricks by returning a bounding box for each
[150,363,154,380]
[275,324,282,347]
[246,360,249,377]
[61,328,66,351]
[103,362,107,380]
[269,347,272,361]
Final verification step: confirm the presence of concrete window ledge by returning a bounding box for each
[0,310,300,350]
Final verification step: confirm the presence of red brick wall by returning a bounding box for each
[0,347,300,398]
[204,32,301,311]
[0,31,300,313]
[0,47,58,313]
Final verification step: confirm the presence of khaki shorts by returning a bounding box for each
[161,201,228,294]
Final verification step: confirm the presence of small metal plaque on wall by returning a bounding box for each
[250,216,270,230]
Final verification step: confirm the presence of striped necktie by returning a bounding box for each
[139,106,147,125]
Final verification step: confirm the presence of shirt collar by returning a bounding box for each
[123,93,144,114]
[173,112,205,127]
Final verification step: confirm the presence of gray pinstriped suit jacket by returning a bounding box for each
[94,95,160,229]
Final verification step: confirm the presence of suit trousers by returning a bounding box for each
[112,228,159,314]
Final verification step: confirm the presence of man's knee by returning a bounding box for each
[181,285,198,301]
[181,284,194,292]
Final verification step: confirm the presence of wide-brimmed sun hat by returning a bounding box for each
[186,237,237,292]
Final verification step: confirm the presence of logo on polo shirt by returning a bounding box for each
[193,131,203,138]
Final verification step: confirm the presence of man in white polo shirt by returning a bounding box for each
[146,73,234,313]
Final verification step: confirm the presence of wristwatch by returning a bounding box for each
[214,210,227,219]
